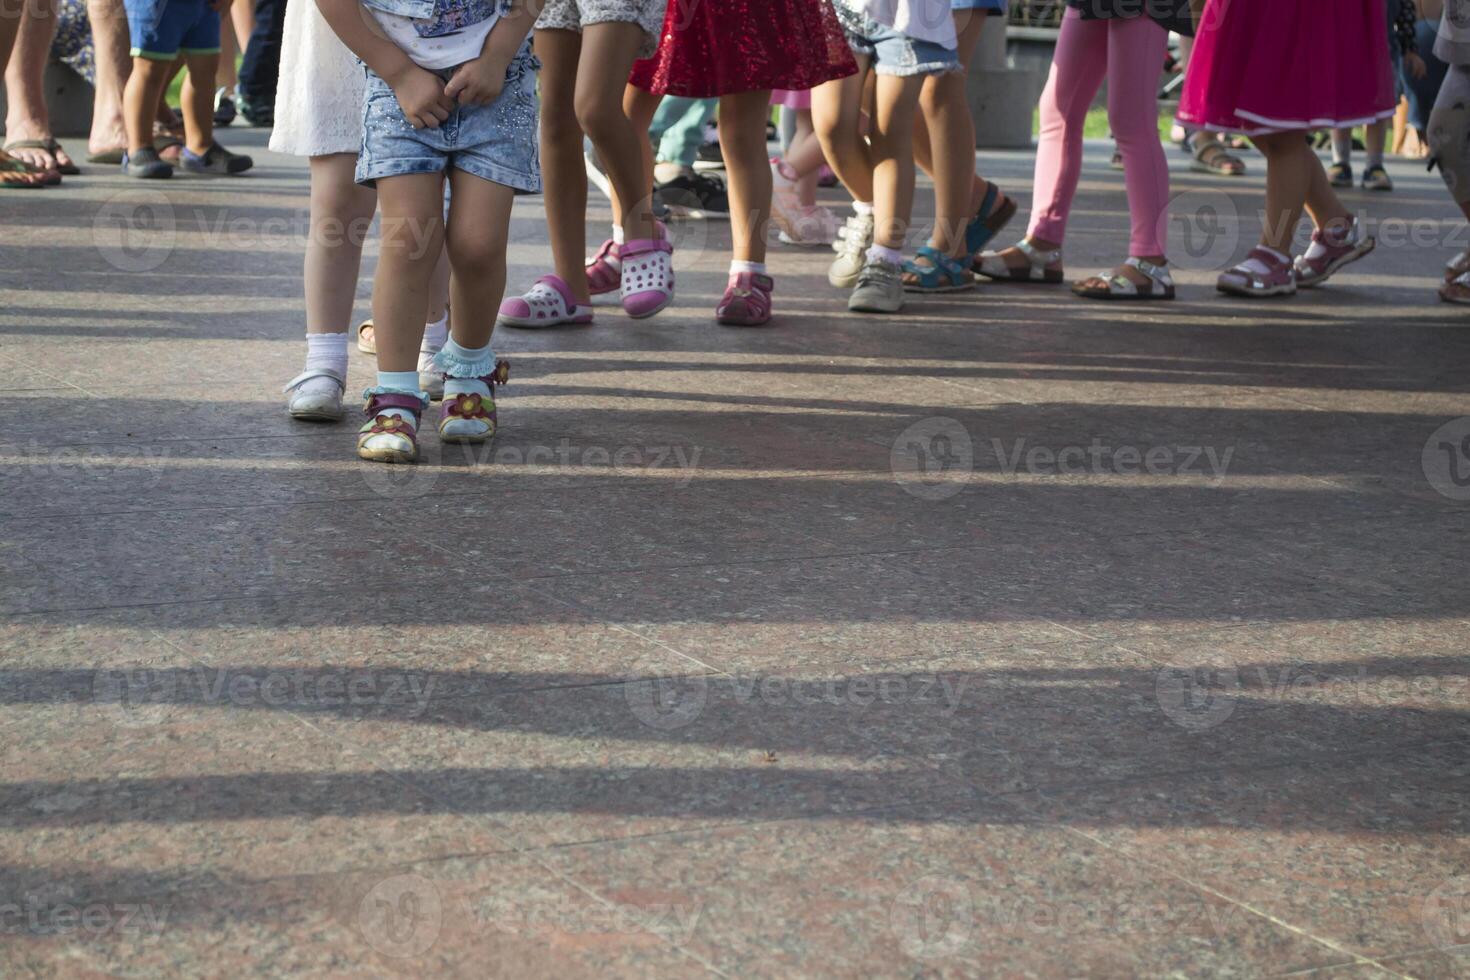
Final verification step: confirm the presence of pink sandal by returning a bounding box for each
[497,274,593,329]
[585,239,621,296]
[620,238,675,318]
[1217,246,1297,298]
[1294,219,1375,288]
[716,272,773,327]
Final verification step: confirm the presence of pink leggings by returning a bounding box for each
[1028,8,1170,257]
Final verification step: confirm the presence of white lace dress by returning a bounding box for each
[268,0,367,157]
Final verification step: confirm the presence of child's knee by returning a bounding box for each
[573,90,623,141]
[448,231,506,274]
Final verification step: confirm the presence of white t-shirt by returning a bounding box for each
[845,0,958,50]
[372,0,499,70]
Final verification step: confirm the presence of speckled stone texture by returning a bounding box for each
[2,131,1468,978]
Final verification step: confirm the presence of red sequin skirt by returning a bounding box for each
[629,0,857,97]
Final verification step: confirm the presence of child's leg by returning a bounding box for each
[573,22,656,243]
[784,111,821,207]
[718,89,775,264]
[619,84,663,226]
[181,51,219,153]
[372,172,445,374]
[218,17,238,91]
[915,8,994,258]
[534,28,592,300]
[305,154,378,336]
[1331,128,1353,169]
[123,57,174,153]
[1105,15,1169,264]
[868,71,924,252]
[1253,133,1313,253]
[1364,120,1388,168]
[1026,10,1108,250]
[813,62,874,206]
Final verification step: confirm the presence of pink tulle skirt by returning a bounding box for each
[1178,0,1396,135]
[771,89,812,110]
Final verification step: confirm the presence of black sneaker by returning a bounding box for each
[214,87,237,126]
[694,139,724,172]
[654,170,729,218]
[182,142,254,175]
[236,91,273,128]
[121,146,173,179]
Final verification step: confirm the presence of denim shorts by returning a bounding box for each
[834,4,961,76]
[355,47,542,192]
[124,0,220,59]
[952,0,1004,10]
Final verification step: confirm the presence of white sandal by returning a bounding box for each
[1071,257,1176,301]
[284,368,346,422]
[975,239,1064,283]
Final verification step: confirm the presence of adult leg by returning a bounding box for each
[237,0,284,123]
[718,88,774,263]
[0,0,46,184]
[86,0,131,155]
[573,21,657,243]
[533,28,592,300]
[4,0,70,171]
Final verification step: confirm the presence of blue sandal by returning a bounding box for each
[963,183,1018,259]
[902,245,976,293]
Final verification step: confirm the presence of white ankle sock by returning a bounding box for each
[612,225,625,245]
[441,339,495,399]
[1242,245,1290,276]
[853,201,874,217]
[422,314,448,351]
[731,260,766,275]
[298,332,348,398]
[867,244,902,266]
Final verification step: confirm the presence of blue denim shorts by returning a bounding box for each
[125,0,220,59]
[834,5,961,76]
[355,47,542,192]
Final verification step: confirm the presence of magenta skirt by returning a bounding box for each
[1179,0,1396,135]
[771,89,812,110]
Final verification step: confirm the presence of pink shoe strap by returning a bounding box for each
[365,392,424,418]
[622,238,674,258]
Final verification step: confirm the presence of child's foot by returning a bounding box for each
[975,239,1064,283]
[417,349,444,401]
[829,211,875,288]
[585,239,622,295]
[1294,219,1375,287]
[181,142,253,175]
[769,157,804,240]
[213,87,237,126]
[121,147,173,179]
[715,272,773,327]
[1361,164,1393,191]
[1328,162,1353,188]
[620,238,675,318]
[357,392,425,464]
[284,368,346,422]
[1217,245,1297,297]
[848,256,905,313]
[778,205,841,247]
[439,360,508,444]
[497,274,593,328]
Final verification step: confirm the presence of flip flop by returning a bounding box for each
[4,138,80,175]
[87,147,128,165]
[0,153,48,189]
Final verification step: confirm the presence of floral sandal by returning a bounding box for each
[1191,137,1246,176]
[438,360,508,444]
[975,239,1064,284]
[497,274,593,328]
[357,391,427,464]
[902,245,975,293]
[1217,246,1297,298]
[1071,257,1175,301]
[1294,219,1375,288]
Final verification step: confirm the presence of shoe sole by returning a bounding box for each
[829,270,863,289]
[439,431,493,445]
[358,448,416,464]
[848,296,904,313]
[289,408,345,422]
[903,281,976,294]
[1216,281,1297,298]
[1296,238,1376,288]
[623,294,673,320]
[692,160,724,172]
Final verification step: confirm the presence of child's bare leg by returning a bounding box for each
[813,63,874,204]
[306,154,378,334]
[785,112,822,206]
[534,28,592,300]
[869,72,924,251]
[719,89,775,263]
[124,57,173,153]
[618,84,663,227]
[574,22,656,242]
[445,171,515,351]
[917,10,990,257]
[181,52,219,153]
[218,17,238,90]
[372,172,445,373]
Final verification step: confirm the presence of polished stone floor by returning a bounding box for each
[2,129,1468,977]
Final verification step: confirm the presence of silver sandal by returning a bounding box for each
[284,368,346,422]
[1071,257,1176,301]
[975,239,1064,283]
